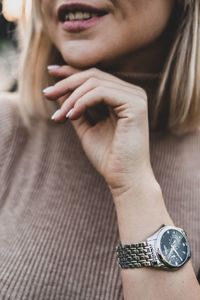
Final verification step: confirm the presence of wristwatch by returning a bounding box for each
[116,224,191,270]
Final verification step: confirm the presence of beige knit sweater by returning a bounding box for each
[0,71,199,300]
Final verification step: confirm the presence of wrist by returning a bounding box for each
[108,167,159,201]
[110,169,162,208]
[113,179,174,244]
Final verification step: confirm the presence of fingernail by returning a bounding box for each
[47,65,60,71]
[51,109,61,120]
[66,108,74,119]
[43,86,55,94]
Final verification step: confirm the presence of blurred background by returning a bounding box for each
[0,0,21,92]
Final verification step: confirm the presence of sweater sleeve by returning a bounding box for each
[0,93,19,171]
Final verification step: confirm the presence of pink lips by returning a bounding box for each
[57,2,109,33]
[61,15,106,33]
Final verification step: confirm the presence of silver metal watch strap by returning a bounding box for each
[116,241,157,269]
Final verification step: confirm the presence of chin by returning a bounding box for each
[62,54,98,69]
[62,56,97,69]
[59,43,110,69]
[60,53,119,71]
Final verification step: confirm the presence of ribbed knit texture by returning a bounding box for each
[0,71,199,300]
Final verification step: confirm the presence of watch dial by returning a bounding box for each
[160,229,189,267]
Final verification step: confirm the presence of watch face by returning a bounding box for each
[158,228,190,268]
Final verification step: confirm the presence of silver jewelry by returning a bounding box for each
[116,224,191,270]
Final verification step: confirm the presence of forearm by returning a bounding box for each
[112,179,200,300]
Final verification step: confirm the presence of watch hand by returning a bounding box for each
[164,245,168,255]
[172,245,183,261]
[167,239,176,259]
[167,247,173,259]
[174,238,181,248]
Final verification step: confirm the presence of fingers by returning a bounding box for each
[44,67,144,101]
[52,84,146,122]
[46,66,148,124]
[71,87,125,120]
[57,78,145,120]
[44,65,81,100]
[68,87,147,122]
[47,65,81,78]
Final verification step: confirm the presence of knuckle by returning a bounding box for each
[54,81,60,88]
[126,99,147,122]
[95,86,104,95]
[74,100,80,109]
[55,79,67,91]
[90,67,98,76]
[87,77,99,87]
[135,96,147,110]
[139,88,148,102]
[133,86,147,100]
[74,97,84,109]
[135,100,148,118]
[139,101,148,115]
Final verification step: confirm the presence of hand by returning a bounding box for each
[44,65,156,200]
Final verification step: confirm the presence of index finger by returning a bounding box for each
[47,65,82,78]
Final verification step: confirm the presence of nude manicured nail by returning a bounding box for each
[51,109,61,120]
[43,86,55,94]
[66,108,74,119]
[47,65,60,70]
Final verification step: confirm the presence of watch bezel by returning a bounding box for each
[155,225,191,269]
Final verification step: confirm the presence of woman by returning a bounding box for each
[0,0,200,299]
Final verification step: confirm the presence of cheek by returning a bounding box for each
[122,0,175,46]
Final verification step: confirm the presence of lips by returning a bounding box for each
[57,2,109,23]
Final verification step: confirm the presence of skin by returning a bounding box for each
[41,0,200,299]
[41,0,176,72]
[41,0,176,194]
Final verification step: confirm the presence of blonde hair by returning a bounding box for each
[18,0,200,134]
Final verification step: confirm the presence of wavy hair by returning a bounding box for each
[17,0,200,134]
